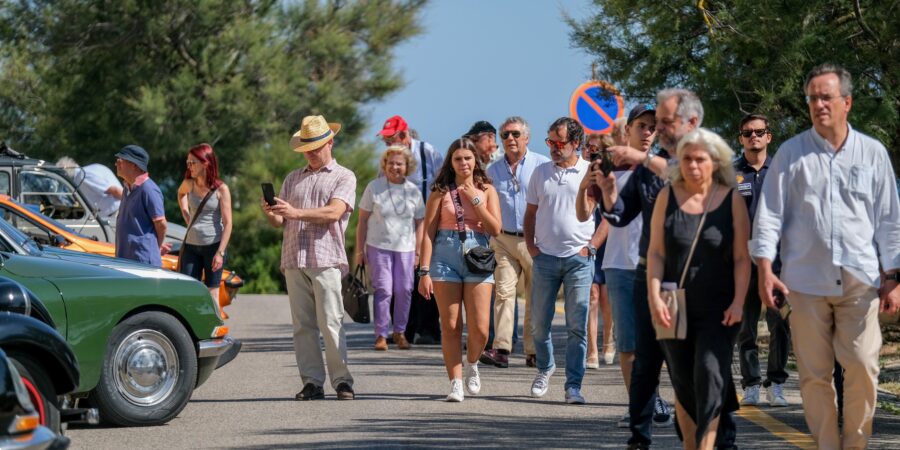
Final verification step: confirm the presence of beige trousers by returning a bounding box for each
[789,269,881,450]
[490,233,534,354]
[284,267,354,389]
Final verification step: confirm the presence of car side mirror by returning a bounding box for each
[52,234,69,247]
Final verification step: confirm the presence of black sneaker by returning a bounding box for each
[653,396,673,426]
[295,383,325,401]
[335,382,355,400]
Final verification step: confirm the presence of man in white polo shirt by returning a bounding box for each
[524,117,595,404]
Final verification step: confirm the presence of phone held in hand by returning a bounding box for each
[773,290,791,320]
[261,182,277,206]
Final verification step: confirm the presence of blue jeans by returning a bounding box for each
[605,268,637,353]
[530,252,593,390]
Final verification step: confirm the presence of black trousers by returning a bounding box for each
[737,273,791,388]
[628,264,738,447]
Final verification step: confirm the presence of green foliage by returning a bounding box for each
[0,0,425,292]
[568,1,900,170]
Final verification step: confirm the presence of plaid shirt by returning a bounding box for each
[279,159,356,274]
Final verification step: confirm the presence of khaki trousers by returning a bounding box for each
[790,269,881,450]
[285,267,354,389]
[490,232,533,354]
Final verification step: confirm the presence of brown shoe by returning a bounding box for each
[335,382,355,400]
[393,332,411,350]
[374,336,388,351]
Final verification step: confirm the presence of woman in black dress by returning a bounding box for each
[646,128,751,449]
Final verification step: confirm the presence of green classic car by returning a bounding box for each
[0,217,234,427]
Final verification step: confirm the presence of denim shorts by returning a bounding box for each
[431,229,495,284]
[604,268,637,353]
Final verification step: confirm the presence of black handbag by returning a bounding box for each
[341,264,371,323]
[449,183,496,275]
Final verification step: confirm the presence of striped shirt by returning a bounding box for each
[279,159,356,274]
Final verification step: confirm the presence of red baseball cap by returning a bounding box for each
[377,115,409,136]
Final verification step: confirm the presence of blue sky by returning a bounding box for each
[368,0,596,158]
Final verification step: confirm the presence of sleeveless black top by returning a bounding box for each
[663,187,735,322]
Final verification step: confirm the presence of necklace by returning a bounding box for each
[387,180,408,215]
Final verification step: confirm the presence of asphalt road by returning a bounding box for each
[68,294,900,449]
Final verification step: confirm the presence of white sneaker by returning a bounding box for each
[464,361,481,395]
[741,385,761,406]
[446,379,464,402]
[602,351,615,365]
[565,387,586,404]
[530,366,555,398]
[767,383,788,407]
[616,412,630,428]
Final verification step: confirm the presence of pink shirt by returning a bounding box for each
[437,190,485,234]
[279,159,356,274]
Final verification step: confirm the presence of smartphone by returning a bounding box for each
[600,150,614,177]
[773,290,791,320]
[261,182,277,206]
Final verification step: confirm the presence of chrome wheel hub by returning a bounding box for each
[113,329,178,406]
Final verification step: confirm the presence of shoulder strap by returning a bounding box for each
[448,182,467,242]
[678,184,718,288]
[185,186,218,237]
[419,141,427,199]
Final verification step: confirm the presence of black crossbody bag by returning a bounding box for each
[449,183,495,274]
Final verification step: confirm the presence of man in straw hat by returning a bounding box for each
[263,114,357,401]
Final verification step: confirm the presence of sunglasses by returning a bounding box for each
[500,130,522,139]
[805,94,842,105]
[740,129,768,138]
[545,138,570,150]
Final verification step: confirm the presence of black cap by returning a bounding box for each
[465,120,496,137]
[115,144,149,172]
[627,104,656,125]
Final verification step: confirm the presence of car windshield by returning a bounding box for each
[0,217,42,256]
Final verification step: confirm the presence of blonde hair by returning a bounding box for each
[669,128,736,188]
[380,145,416,176]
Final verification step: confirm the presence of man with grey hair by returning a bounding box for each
[751,63,900,449]
[480,116,550,368]
[611,116,628,146]
[594,89,741,448]
[56,156,123,219]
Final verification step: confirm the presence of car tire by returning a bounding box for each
[90,311,197,426]
[7,350,62,434]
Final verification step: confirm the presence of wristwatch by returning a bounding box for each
[888,272,900,283]
[471,196,483,207]
[217,250,225,257]
[643,152,656,168]
[416,266,430,277]
[586,245,597,258]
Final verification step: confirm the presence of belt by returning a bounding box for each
[638,256,647,266]
[501,230,525,237]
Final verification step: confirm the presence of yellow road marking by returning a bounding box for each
[736,405,816,449]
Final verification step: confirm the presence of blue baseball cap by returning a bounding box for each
[627,104,656,125]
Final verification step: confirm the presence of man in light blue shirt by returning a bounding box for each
[479,117,549,369]
[750,63,900,449]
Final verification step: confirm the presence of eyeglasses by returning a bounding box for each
[805,94,843,105]
[739,129,768,138]
[545,138,570,150]
[500,130,522,139]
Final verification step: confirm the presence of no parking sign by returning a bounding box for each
[569,81,624,134]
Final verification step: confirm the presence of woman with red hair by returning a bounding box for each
[177,143,233,301]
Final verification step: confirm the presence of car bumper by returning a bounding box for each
[196,336,238,387]
[1,425,69,450]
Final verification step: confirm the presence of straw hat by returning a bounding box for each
[290,115,341,153]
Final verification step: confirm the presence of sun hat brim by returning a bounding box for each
[290,123,342,153]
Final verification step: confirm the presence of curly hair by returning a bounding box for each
[669,128,736,188]
[431,137,492,193]
[380,145,417,176]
